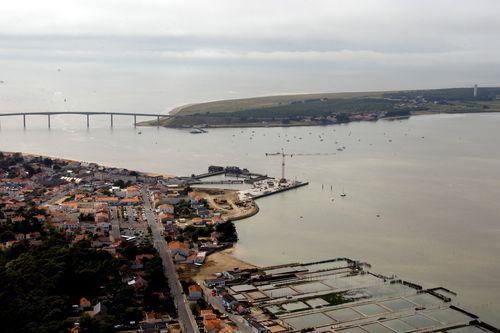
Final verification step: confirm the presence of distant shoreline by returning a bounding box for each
[139,87,500,128]
[10,151,177,180]
[139,109,500,129]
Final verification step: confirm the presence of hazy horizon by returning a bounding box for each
[1,0,500,113]
[1,1,500,329]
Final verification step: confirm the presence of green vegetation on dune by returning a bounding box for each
[174,91,384,115]
[231,97,399,118]
[159,96,414,127]
[141,87,500,128]
[384,87,500,101]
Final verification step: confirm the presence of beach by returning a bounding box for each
[193,248,256,285]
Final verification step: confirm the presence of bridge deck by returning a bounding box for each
[0,112,171,117]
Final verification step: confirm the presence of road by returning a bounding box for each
[109,207,121,242]
[141,188,199,333]
[41,189,73,206]
[201,285,253,333]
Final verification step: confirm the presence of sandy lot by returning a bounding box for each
[198,188,259,222]
[193,248,256,284]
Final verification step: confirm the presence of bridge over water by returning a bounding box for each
[0,111,172,128]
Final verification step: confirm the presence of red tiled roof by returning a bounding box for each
[168,241,189,251]
[188,284,202,293]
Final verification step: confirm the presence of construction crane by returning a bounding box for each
[265,148,336,182]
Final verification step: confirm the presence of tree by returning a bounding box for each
[113,179,126,188]
[0,230,15,242]
[0,233,119,333]
[41,158,53,167]
[335,112,350,123]
[215,222,238,243]
[174,200,194,217]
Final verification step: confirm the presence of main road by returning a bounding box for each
[141,187,199,333]
[201,284,254,333]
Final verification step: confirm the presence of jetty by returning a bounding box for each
[189,166,270,184]
[190,179,245,185]
[164,165,309,201]
[238,179,309,200]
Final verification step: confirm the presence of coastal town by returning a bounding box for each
[0,151,308,332]
[3,1,500,331]
[0,151,498,333]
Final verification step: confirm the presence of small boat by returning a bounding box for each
[190,128,205,134]
[340,187,347,197]
[138,131,142,135]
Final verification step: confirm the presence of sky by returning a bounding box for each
[1,0,499,113]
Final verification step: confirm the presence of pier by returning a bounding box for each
[237,178,309,201]
[252,181,309,199]
[192,170,226,179]
[191,166,269,184]
[0,111,171,128]
[190,179,245,185]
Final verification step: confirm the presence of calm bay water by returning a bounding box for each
[0,113,499,324]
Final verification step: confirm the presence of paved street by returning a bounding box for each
[141,188,199,333]
[201,285,253,333]
[109,207,121,241]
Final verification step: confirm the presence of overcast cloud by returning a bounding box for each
[0,0,499,112]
